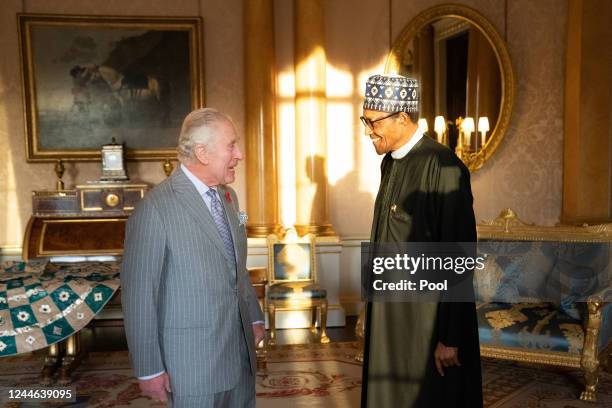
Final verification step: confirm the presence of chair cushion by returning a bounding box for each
[267,283,327,301]
[477,302,584,354]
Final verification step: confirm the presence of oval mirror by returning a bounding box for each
[386,4,515,172]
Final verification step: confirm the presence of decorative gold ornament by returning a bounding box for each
[54,160,65,191]
[294,223,336,237]
[163,158,174,177]
[105,193,120,207]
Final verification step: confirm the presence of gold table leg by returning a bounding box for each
[58,332,84,385]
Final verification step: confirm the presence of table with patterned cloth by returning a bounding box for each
[0,261,120,358]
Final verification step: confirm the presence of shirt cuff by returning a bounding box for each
[252,321,264,325]
[138,371,165,380]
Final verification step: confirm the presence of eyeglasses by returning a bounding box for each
[360,111,400,130]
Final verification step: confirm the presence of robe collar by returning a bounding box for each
[391,127,424,159]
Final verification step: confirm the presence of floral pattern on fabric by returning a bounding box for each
[0,261,119,357]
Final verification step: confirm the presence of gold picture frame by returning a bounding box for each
[385,4,515,172]
[18,13,205,162]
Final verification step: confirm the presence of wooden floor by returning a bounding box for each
[82,316,359,353]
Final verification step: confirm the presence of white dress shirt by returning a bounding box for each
[391,127,424,159]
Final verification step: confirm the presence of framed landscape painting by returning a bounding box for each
[18,14,204,161]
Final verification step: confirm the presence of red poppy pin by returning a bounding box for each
[225,191,232,203]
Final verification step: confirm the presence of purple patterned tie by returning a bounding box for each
[206,189,236,271]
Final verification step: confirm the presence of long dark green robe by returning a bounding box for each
[362,136,483,407]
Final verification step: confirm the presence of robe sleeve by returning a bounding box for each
[432,156,477,347]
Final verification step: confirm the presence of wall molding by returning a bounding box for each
[0,246,22,256]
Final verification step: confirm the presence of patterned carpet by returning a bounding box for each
[0,342,610,407]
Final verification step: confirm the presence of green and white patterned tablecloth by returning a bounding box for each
[0,261,120,357]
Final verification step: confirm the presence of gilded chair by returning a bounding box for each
[266,229,329,345]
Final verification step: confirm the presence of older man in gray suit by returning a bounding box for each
[120,108,265,407]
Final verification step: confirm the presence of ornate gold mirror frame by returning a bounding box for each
[385,4,515,172]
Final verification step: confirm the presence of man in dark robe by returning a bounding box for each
[360,74,483,407]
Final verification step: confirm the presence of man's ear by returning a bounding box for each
[398,112,410,125]
[194,144,209,165]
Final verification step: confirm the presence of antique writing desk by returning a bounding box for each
[21,182,147,383]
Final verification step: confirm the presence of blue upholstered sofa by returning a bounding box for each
[475,209,611,402]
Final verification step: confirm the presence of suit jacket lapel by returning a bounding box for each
[170,169,229,262]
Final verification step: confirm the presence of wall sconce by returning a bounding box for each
[434,115,491,170]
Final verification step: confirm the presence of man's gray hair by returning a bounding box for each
[177,108,235,161]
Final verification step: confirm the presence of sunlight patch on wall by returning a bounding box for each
[326,65,354,184]
[277,71,295,98]
[277,70,297,228]
[326,64,353,98]
[295,45,326,92]
[295,46,327,164]
[326,102,354,184]
[277,59,386,230]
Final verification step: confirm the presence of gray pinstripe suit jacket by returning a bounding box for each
[120,168,264,396]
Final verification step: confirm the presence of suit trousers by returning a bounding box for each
[170,328,255,408]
